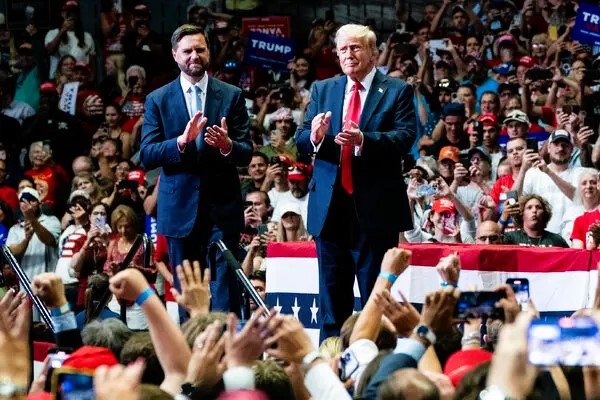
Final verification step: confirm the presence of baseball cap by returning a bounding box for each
[270,107,293,123]
[492,63,515,76]
[126,170,146,186]
[438,146,460,163]
[133,4,150,15]
[549,129,572,144]
[18,42,33,54]
[498,83,519,96]
[431,198,457,214]
[451,5,467,16]
[62,346,119,370]
[496,34,517,48]
[19,187,40,202]
[40,82,58,94]
[468,146,491,163]
[444,349,493,387]
[62,0,80,11]
[478,113,498,127]
[504,110,529,126]
[279,202,302,218]
[68,189,90,203]
[288,163,310,181]
[442,102,465,118]
[73,61,90,72]
[519,56,535,68]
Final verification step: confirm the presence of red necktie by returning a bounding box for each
[342,81,362,194]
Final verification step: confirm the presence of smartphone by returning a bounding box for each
[506,278,529,305]
[44,350,71,392]
[528,317,600,366]
[459,155,471,170]
[19,192,38,203]
[505,190,518,206]
[454,291,506,320]
[416,183,438,198]
[257,224,269,236]
[94,215,106,228]
[244,201,253,209]
[52,368,95,400]
[442,213,456,236]
[526,138,539,153]
[338,349,359,381]
[117,179,139,190]
[429,39,446,54]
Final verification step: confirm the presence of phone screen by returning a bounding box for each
[506,190,518,206]
[506,278,529,304]
[454,291,506,319]
[528,317,600,366]
[526,138,539,153]
[338,349,359,381]
[55,372,95,400]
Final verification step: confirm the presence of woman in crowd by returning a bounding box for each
[103,204,155,329]
[102,103,132,159]
[504,194,569,247]
[53,54,76,94]
[98,53,127,104]
[569,169,600,249]
[275,202,310,242]
[289,56,316,92]
[61,172,105,229]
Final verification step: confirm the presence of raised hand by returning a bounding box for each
[380,247,412,276]
[170,260,211,318]
[436,252,460,286]
[374,289,420,337]
[31,273,67,309]
[185,320,226,389]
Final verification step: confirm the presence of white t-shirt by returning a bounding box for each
[6,214,61,281]
[268,187,291,212]
[522,166,584,234]
[560,204,585,244]
[45,29,96,79]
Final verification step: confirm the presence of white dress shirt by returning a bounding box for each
[179,72,208,119]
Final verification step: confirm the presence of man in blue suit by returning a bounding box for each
[140,24,252,314]
[296,24,416,340]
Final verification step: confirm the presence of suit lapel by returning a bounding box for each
[204,77,222,127]
[330,76,347,134]
[360,70,387,129]
[169,80,190,136]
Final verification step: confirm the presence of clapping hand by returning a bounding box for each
[179,112,208,147]
[311,111,331,144]
[185,321,226,389]
[205,117,233,154]
[335,120,363,147]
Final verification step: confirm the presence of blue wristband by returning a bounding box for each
[498,218,507,226]
[135,287,155,306]
[441,281,457,288]
[378,272,398,284]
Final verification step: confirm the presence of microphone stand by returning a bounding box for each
[209,240,270,321]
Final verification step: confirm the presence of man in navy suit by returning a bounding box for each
[140,24,252,314]
[296,24,416,339]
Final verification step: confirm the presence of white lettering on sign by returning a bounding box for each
[583,11,600,24]
[251,39,292,54]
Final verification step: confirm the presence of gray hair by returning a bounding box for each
[82,318,133,359]
[126,65,146,80]
[574,168,600,206]
[335,24,377,50]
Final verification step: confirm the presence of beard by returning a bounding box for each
[178,60,207,78]
[549,155,569,165]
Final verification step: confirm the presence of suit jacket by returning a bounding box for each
[295,70,416,237]
[140,76,252,238]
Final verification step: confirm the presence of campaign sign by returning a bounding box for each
[572,3,600,46]
[244,31,295,71]
[242,16,290,38]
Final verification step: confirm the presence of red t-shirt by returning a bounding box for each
[571,209,600,249]
[154,234,175,302]
[115,95,145,133]
[25,164,70,210]
[490,174,515,206]
[0,185,18,210]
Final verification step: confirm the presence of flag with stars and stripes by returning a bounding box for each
[266,242,595,346]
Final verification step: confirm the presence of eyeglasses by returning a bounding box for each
[477,235,501,242]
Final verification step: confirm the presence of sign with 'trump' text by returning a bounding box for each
[572,3,600,46]
[244,31,296,71]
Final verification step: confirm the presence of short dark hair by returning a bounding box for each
[249,269,266,283]
[120,333,164,385]
[246,190,270,208]
[251,151,269,165]
[171,24,206,50]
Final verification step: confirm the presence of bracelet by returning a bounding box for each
[50,302,71,317]
[441,281,456,288]
[378,271,398,284]
[135,287,155,306]
[498,217,507,226]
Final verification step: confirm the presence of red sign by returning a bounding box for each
[241,16,291,38]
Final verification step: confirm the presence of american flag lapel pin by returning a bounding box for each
[378,87,383,93]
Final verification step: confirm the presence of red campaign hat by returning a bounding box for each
[126,170,146,185]
[288,163,311,181]
[40,82,58,94]
[74,61,90,71]
[444,349,493,387]
[62,346,119,371]
[519,56,535,69]
[478,113,498,127]
[62,1,80,11]
[431,198,456,215]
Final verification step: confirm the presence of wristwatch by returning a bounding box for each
[0,379,27,397]
[412,324,437,345]
[301,350,322,375]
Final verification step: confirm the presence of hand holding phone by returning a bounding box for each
[454,291,506,320]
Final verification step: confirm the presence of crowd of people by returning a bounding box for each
[0,0,598,398]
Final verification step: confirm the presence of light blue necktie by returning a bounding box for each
[190,85,202,117]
